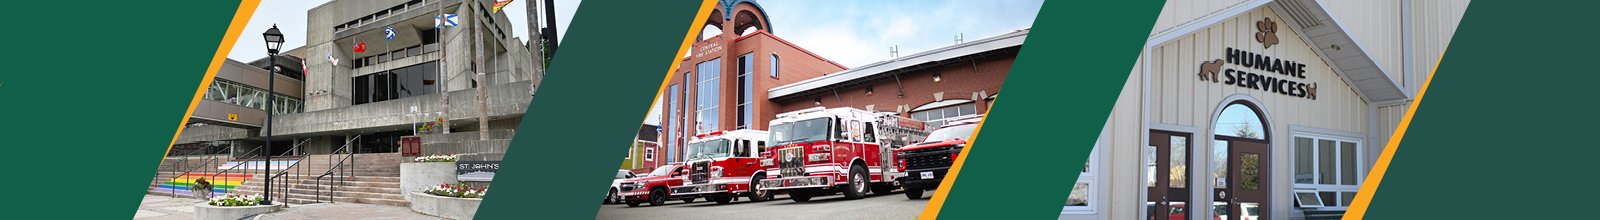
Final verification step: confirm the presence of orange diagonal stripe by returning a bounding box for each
[1343,48,1448,219]
[159,0,262,158]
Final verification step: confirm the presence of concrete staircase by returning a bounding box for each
[231,153,408,207]
[146,155,235,197]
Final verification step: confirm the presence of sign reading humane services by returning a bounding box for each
[1196,17,1318,100]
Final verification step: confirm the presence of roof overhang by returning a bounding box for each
[768,30,1028,101]
[1273,0,1408,102]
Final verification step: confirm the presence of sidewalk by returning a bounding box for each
[136,194,442,220]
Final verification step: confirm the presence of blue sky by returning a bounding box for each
[649,0,1044,125]
[228,0,580,61]
[753,0,1043,68]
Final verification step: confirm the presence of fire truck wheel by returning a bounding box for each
[712,194,734,204]
[681,197,696,203]
[904,187,924,199]
[789,189,814,202]
[842,165,871,199]
[648,188,668,206]
[870,183,896,195]
[749,176,772,201]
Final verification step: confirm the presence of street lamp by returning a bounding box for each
[261,24,284,205]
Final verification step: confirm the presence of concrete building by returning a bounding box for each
[1060,1,1468,219]
[152,0,540,207]
[653,0,1020,170]
[277,0,538,158]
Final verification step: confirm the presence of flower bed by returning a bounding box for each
[207,193,263,206]
[195,194,280,220]
[413,154,457,163]
[426,183,487,198]
[410,192,482,219]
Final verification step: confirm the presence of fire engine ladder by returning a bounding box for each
[872,114,931,176]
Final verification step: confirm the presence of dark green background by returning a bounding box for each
[1362,1,1599,219]
[933,0,1165,219]
[0,0,242,218]
[473,1,703,219]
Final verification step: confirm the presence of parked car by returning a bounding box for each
[893,115,981,199]
[605,169,636,204]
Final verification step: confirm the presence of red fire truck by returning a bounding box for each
[669,130,774,204]
[893,114,983,199]
[618,163,698,207]
[757,107,929,202]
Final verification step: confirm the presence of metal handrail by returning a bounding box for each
[268,139,312,203]
[315,135,361,203]
[170,148,223,198]
[161,147,206,198]
[213,145,266,197]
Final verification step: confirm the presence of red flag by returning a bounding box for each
[354,42,367,53]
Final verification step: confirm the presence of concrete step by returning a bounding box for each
[236,181,401,191]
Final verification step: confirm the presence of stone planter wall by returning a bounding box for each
[410,192,482,219]
[401,162,458,202]
[192,203,281,220]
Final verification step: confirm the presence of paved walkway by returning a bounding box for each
[136,195,442,220]
[136,195,201,220]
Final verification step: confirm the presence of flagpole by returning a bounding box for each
[437,0,450,135]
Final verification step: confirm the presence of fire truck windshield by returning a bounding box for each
[769,117,831,146]
[922,123,978,144]
[684,139,732,160]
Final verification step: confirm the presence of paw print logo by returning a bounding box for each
[1198,59,1226,82]
[1255,17,1279,49]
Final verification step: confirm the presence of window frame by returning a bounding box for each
[1061,138,1103,215]
[1290,132,1363,208]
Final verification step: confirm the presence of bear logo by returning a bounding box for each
[1307,82,1318,100]
[1256,17,1279,49]
[1198,59,1227,82]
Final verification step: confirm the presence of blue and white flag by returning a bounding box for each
[435,14,459,28]
[384,26,396,41]
[327,48,339,66]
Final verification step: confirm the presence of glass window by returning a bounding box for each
[770,54,779,78]
[1169,136,1187,188]
[1292,135,1362,208]
[1215,103,1265,139]
[1064,144,1100,213]
[695,59,721,133]
[736,54,753,129]
[912,102,977,128]
[666,84,679,163]
[1295,137,1313,184]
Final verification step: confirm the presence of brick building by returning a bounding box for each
[653,0,1022,167]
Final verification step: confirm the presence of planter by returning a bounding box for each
[193,203,281,220]
[401,162,458,201]
[410,192,482,220]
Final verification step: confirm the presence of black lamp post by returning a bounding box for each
[261,24,284,205]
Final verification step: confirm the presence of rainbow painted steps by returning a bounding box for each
[150,173,253,196]
[216,160,298,170]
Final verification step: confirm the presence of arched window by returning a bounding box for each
[1214,103,1266,140]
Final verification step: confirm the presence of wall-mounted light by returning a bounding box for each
[865,86,874,95]
[932,72,943,83]
[813,97,822,105]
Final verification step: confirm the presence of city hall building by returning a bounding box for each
[1060,1,1467,220]
[156,0,540,206]
[649,0,1017,171]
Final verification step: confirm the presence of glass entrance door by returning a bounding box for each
[1215,136,1269,220]
[1147,131,1191,220]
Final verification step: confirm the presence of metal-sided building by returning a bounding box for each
[1061,1,1468,219]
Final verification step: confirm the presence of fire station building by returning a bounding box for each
[653,0,1019,169]
[1061,1,1467,220]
